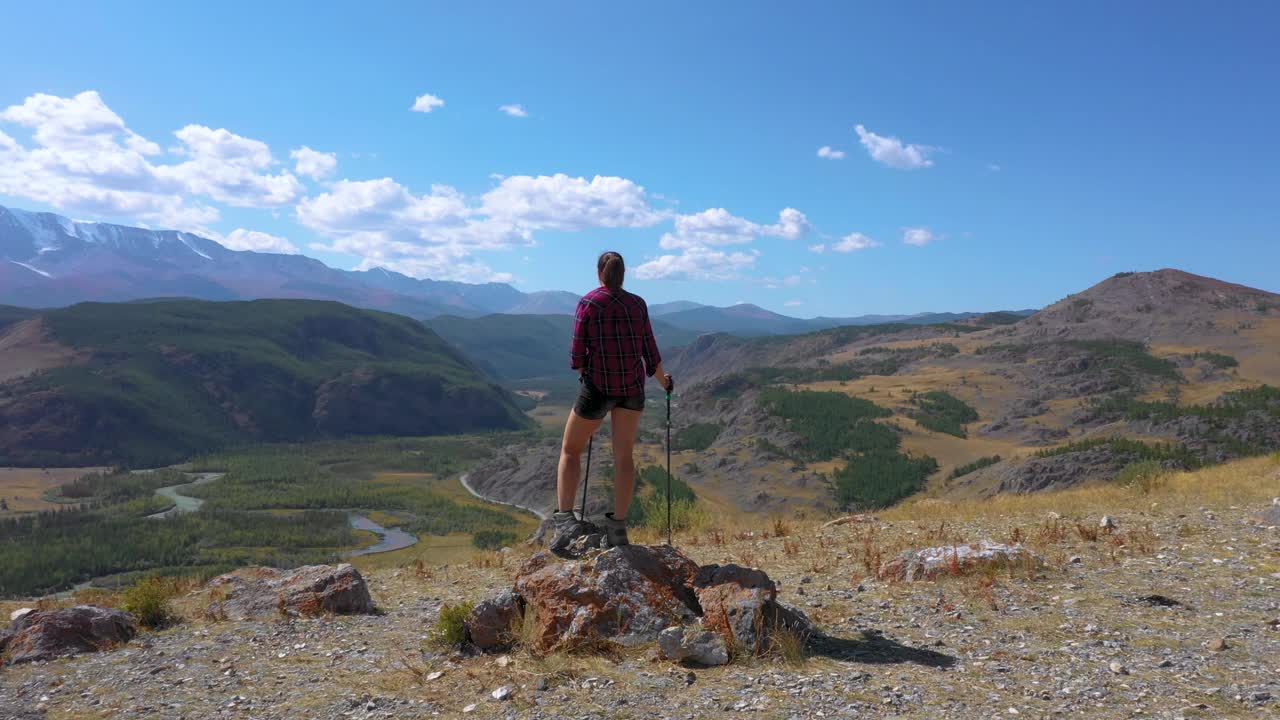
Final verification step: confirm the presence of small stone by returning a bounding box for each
[1155,659,1173,668]
[685,671,696,686]
[462,703,477,713]
[536,677,550,692]
[426,670,444,681]
[1206,638,1229,652]
[491,685,515,701]
[1068,556,1083,565]
[495,655,512,668]
[1099,516,1117,529]
[1108,661,1127,675]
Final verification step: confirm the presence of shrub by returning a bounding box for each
[674,423,721,452]
[1193,351,1239,369]
[909,391,979,438]
[472,530,517,550]
[833,449,938,510]
[1115,460,1168,494]
[947,455,1002,481]
[759,388,895,461]
[431,602,474,647]
[121,576,181,629]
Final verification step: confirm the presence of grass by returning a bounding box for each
[431,601,474,647]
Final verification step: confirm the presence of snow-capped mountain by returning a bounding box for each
[0,205,577,316]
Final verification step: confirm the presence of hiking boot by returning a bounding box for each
[599,512,630,549]
[549,510,598,557]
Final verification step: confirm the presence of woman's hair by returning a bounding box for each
[597,251,625,289]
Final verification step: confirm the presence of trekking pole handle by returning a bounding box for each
[664,374,675,398]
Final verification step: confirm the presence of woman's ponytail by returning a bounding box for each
[598,251,625,289]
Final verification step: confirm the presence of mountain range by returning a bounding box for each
[0,204,1031,334]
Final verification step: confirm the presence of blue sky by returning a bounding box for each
[1,2,1277,315]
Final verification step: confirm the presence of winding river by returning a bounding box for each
[147,472,419,557]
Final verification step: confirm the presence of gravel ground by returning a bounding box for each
[3,497,1278,720]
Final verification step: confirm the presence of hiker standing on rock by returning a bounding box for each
[551,251,672,556]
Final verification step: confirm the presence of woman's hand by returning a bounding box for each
[653,365,673,393]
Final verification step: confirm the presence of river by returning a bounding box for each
[146,472,419,557]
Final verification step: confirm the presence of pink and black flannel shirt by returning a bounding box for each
[570,286,662,397]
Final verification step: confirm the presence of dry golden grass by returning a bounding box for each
[0,466,108,514]
[885,453,1280,524]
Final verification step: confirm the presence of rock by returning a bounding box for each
[535,677,550,692]
[693,563,812,654]
[1108,661,1128,675]
[8,607,33,623]
[1253,504,1280,527]
[466,589,523,652]
[4,605,137,664]
[206,564,375,620]
[658,626,729,666]
[878,540,1040,581]
[1206,637,1229,652]
[491,685,515,701]
[513,545,701,654]
[1099,515,1117,529]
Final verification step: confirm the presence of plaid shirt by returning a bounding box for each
[570,286,662,396]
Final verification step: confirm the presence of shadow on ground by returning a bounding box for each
[807,630,956,668]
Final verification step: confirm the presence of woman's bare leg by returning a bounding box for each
[557,410,604,512]
[609,407,643,518]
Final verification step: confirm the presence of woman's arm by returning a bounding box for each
[570,298,590,372]
[640,304,672,392]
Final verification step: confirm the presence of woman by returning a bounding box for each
[551,251,672,555]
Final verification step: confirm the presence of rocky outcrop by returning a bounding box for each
[4,606,137,664]
[468,545,813,657]
[879,540,1039,582]
[206,564,376,620]
[1255,500,1280,527]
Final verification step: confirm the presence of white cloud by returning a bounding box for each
[832,232,881,252]
[498,104,528,118]
[784,299,803,307]
[659,207,810,250]
[808,243,826,254]
[217,228,299,254]
[988,163,1002,172]
[411,93,445,113]
[902,227,937,246]
[855,124,936,170]
[480,174,662,232]
[763,274,803,289]
[633,246,758,281]
[297,173,662,282]
[291,146,338,180]
[816,145,845,159]
[158,125,303,208]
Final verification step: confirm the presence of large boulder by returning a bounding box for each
[4,605,136,664]
[206,564,375,620]
[466,589,523,652]
[475,545,813,657]
[878,540,1039,581]
[514,545,701,654]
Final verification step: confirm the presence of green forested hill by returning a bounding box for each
[427,313,701,383]
[0,299,530,466]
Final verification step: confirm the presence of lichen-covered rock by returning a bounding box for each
[658,625,729,666]
[466,589,523,651]
[878,540,1039,581]
[514,545,700,654]
[206,564,375,620]
[5,606,136,664]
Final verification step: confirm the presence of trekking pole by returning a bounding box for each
[578,435,593,520]
[666,376,675,546]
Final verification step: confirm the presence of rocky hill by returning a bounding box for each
[0,299,530,466]
[1,456,1277,719]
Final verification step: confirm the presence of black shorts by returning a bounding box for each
[573,376,645,420]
